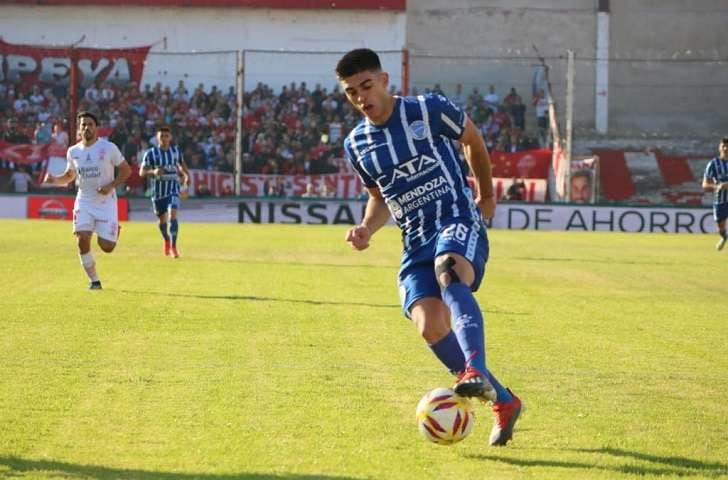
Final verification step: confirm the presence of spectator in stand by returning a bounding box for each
[484,84,499,112]
[3,119,30,144]
[532,88,549,148]
[505,177,526,201]
[8,165,37,193]
[51,122,69,149]
[34,122,52,145]
[510,96,526,130]
[451,83,466,108]
[301,182,318,198]
[502,127,529,153]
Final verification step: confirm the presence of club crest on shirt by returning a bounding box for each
[386,198,404,220]
[409,120,427,141]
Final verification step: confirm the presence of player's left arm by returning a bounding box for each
[459,116,496,219]
[98,145,132,195]
[176,155,190,187]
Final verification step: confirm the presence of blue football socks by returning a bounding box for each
[429,330,465,376]
[442,282,512,403]
[158,222,169,241]
[170,219,179,247]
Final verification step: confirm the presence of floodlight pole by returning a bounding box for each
[565,50,575,202]
[235,49,244,196]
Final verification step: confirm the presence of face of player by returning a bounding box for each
[157,131,173,149]
[571,175,592,203]
[340,69,394,124]
[78,117,97,144]
[720,142,728,159]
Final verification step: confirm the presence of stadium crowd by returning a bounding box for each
[0,78,546,194]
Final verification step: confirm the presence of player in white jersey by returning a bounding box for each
[338,49,521,446]
[44,112,131,289]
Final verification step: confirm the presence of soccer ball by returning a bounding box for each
[415,387,475,445]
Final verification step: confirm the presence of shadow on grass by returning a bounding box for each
[113,289,400,309]
[0,455,363,480]
[468,446,728,478]
[113,289,530,316]
[509,256,674,266]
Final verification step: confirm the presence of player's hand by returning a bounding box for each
[153,167,164,177]
[476,195,496,220]
[718,182,728,191]
[345,225,371,251]
[43,173,55,184]
[97,184,114,195]
[179,188,189,200]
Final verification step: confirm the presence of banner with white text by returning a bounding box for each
[238,198,713,233]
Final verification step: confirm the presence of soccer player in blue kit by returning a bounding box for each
[702,137,728,251]
[140,126,190,258]
[337,49,522,446]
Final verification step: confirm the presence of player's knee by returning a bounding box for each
[410,299,450,343]
[434,255,461,287]
[99,241,116,253]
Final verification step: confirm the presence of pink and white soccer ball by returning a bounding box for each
[415,387,475,445]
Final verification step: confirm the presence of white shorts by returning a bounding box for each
[73,197,119,242]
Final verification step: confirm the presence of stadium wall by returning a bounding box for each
[406,0,596,129]
[406,0,728,137]
[0,4,406,91]
[608,0,728,136]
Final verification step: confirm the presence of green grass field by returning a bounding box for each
[1,219,727,480]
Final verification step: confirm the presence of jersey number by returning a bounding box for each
[442,223,469,242]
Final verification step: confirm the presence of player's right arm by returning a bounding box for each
[44,151,77,186]
[702,161,726,192]
[346,186,390,251]
[139,149,162,178]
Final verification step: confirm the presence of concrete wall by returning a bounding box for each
[0,5,406,92]
[406,0,596,131]
[407,0,728,138]
[609,0,728,136]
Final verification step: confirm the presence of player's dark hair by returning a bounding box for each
[721,137,728,145]
[336,48,382,79]
[157,125,172,133]
[77,111,98,126]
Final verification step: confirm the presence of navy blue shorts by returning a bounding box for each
[714,203,728,223]
[152,195,179,216]
[397,220,489,318]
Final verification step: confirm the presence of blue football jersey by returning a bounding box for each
[344,93,481,251]
[141,145,184,199]
[703,157,728,205]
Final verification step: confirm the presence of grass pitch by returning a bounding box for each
[0,219,727,480]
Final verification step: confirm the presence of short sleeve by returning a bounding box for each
[704,160,716,183]
[110,142,125,167]
[427,93,467,140]
[344,136,376,188]
[66,148,76,172]
[140,148,153,169]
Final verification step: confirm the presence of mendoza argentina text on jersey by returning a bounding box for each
[704,157,728,205]
[344,93,480,250]
[141,145,184,199]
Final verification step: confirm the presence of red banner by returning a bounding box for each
[0,39,151,88]
[489,149,551,179]
[0,141,66,165]
[27,196,129,221]
[190,170,365,198]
